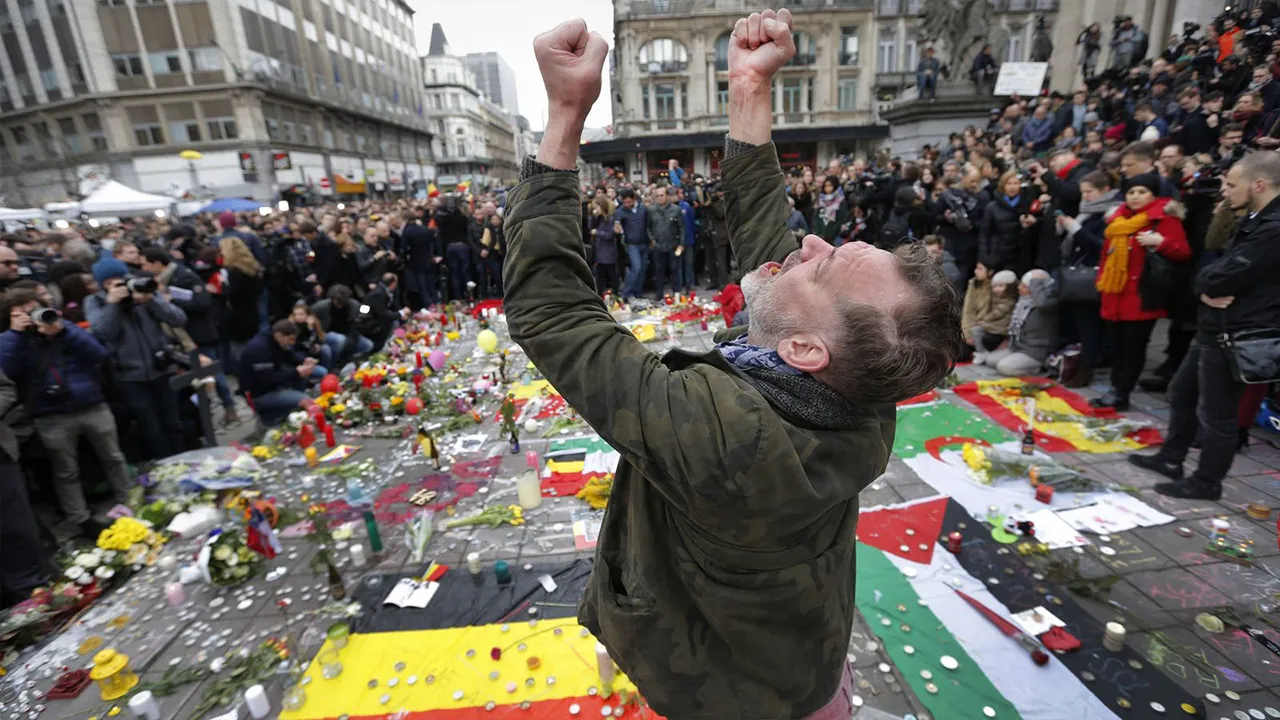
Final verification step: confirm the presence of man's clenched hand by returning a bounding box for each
[534,19,608,170]
[728,9,795,94]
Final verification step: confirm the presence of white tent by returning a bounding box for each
[78,180,175,217]
[0,207,43,221]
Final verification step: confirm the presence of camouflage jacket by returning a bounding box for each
[503,142,895,720]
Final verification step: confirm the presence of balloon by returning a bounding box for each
[523,419,538,433]
[404,397,423,416]
[394,327,407,338]
[320,374,340,394]
[474,378,492,393]
[476,329,499,354]
[427,349,446,371]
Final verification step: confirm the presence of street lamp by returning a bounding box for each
[179,150,203,197]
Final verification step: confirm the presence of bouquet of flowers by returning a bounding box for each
[961,443,1036,485]
[95,516,167,569]
[1034,409,1154,443]
[198,529,263,586]
[444,504,526,530]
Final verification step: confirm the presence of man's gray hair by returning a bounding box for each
[1238,151,1280,189]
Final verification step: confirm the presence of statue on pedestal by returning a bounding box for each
[920,0,1005,90]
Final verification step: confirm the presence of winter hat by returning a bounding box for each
[218,211,237,229]
[1083,111,1100,125]
[1123,172,1162,196]
[992,270,1018,287]
[92,258,130,286]
[1103,124,1127,143]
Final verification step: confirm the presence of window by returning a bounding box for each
[134,124,164,146]
[1005,26,1024,62]
[877,30,898,72]
[904,34,919,72]
[189,48,222,72]
[282,121,296,143]
[12,127,35,162]
[300,124,313,145]
[266,118,279,141]
[638,38,688,74]
[83,113,108,151]
[454,140,465,156]
[716,80,729,115]
[789,32,815,66]
[323,128,334,148]
[838,76,858,110]
[34,122,55,157]
[841,27,860,66]
[431,93,442,110]
[58,117,82,154]
[781,77,804,113]
[714,33,731,72]
[67,62,86,89]
[40,69,58,92]
[149,51,182,75]
[652,82,675,119]
[113,54,144,77]
[448,93,459,109]
[168,120,201,143]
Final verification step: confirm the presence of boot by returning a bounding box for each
[1128,454,1184,482]
[1090,391,1130,411]
[1154,477,1223,501]
[1138,375,1170,393]
[1063,364,1094,389]
[1238,428,1251,452]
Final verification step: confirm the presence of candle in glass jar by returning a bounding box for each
[165,582,186,606]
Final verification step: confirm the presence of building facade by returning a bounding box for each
[588,0,885,181]
[0,0,435,208]
[421,23,517,189]
[463,50,518,114]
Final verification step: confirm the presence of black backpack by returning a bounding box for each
[877,211,913,249]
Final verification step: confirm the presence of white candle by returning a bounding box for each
[128,690,160,720]
[244,684,270,719]
[515,471,542,510]
[596,642,616,686]
[467,552,482,574]
[1103,621,1126,652]
[349,544,367,568]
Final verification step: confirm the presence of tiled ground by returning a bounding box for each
[4,318,1280,720]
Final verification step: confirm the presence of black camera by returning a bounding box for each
[29,307,59,326]
[1183,21,1201,39]
[126,276,158,294]
[153,347,192,372]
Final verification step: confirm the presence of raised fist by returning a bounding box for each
[728,9,795,91]
[533,19,608,121]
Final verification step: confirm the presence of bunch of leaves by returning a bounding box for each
[444,504,525,530]
[305,507,337,573]
[313,458,376,479]
[135,663,209,697]
[192,642,286,717]
[541,416,583,438]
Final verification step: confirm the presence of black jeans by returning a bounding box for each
[1109,319,1156,400]
[1,461,49,607]
[119,377,183,461]
[1068,301,1104,368]
[593,263,620,295]
[1158,341,1244,484]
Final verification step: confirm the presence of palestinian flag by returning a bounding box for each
[953,378,1162,452]
[541,435,618,498]
[855,497,1201,719]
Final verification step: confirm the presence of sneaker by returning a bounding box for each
[972,352,988,365]
[1089,392,1129,411]
[1138,376,1170,393]
[1154,478,1222,501]
[1128,454,1184,482]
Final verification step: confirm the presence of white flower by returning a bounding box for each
[101,551,118,563]
[347,399,364,411]
[288,411,308,426]
[65,565,85,580]
[225,554,238,567]
[75,573,93,585]
[94,567,116,580]
[213,546,232,562]
[73,553,100,569]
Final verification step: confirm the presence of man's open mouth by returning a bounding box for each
[762,261,782,275]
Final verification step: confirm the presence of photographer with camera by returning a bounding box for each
[84,260,187,461]
[1110,16,1147,71]
[0,288,133,538]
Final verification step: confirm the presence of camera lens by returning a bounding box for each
[30,308,58,325]
[127,277,158,294]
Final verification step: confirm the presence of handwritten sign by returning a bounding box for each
[994,62,1049,96]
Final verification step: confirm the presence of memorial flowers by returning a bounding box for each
[960,443,1093,491]
[444,504,525,530]
[200,529,262,587]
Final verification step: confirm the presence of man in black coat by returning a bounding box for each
[1172,87,1215,155]
[401,210,442,309]
[359,273,402,351]
[1131,152,1280,500]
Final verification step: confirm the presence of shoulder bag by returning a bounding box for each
[1218,308,1280,385]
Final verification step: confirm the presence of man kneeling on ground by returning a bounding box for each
[238,319,325,425]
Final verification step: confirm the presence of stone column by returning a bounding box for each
[1050,0,1086,90]
[1147,0,1171,59]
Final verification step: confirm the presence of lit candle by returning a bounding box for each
[323,425,336,448]
[467,552,482,574]
[165,582,186,607]
[349,544,367,568]
[304,447,318,467]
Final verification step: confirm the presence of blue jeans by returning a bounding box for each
[623,244,648,298]
[253,389,311,426]
[917,73,937,99]
[197,344,236,410]
[413,267,439,308]
[325,332,374,367]
[677,247,695,292]
[257,293,269,331]
[652,250,676,295]
[445,243,473,301]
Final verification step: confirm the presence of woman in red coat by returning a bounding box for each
[1091,173,1192,410]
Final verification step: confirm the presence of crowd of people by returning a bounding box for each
[1,3,1278,602]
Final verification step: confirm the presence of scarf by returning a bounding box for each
[816,188,845,225]
[1097,211,1149,294]
[717,335,803,377]
[1009,294,1034,342]
[1055,158,1082,180]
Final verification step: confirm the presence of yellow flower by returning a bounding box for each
[961,443,991,472]
[251,445,276,460]
[332,403,346,413]
[390,396,404,407]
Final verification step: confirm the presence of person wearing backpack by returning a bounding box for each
[878,187,932,248]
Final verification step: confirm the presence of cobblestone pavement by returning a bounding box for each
[6,318,1280,720]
